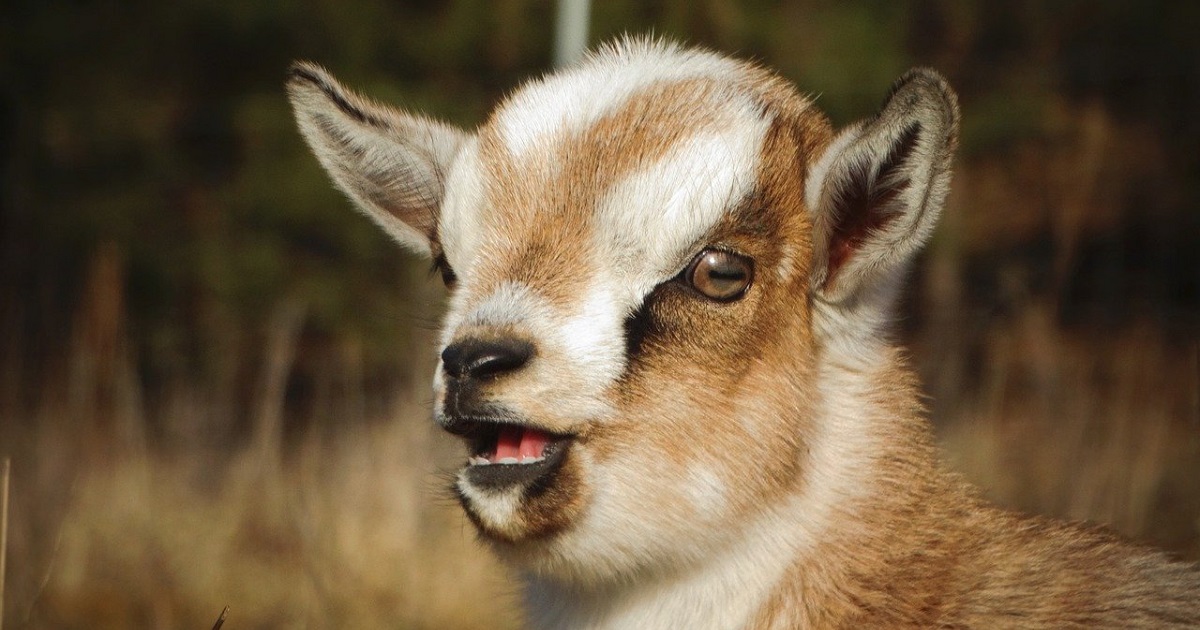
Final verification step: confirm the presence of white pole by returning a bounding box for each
[554,0,591,68]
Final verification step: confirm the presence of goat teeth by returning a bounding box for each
[468,455,546,466]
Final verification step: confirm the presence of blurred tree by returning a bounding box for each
[0,0,1196,434]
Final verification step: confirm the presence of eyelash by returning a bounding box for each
[431,254,457,288]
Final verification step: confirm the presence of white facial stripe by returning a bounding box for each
[596,118,770,313]
[441,279,621,397]
[496,39,746,158]
[558,280,626,386]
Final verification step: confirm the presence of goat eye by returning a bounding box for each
[432,254,458,289]
[685,250,753,301]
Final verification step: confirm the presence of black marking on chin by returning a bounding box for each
[465,438,572,491]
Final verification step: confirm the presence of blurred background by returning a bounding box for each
[1,1,1198,627]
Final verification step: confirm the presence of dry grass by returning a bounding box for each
[3,387,522,629]
[930,306,1200,559]
[1,309,1194,629]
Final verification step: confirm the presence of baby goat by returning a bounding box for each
[289,38,1200,629]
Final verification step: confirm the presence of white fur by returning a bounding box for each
[526,494,810,629]
[794,341,892,539]
[594,123,768,309]
[684,464,728,515]
[522,340,897,629]
[456,474,524,529]
[497,39,746,158]
[449,280,545,335]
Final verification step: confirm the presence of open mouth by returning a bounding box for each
[454,420,574,490]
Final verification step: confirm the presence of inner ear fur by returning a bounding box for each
[286,62,468,256]
[805,68,960,306]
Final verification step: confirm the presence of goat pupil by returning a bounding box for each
[710,267,744,281]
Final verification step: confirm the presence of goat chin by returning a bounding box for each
[289,36,1200,630]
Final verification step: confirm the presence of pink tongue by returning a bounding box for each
[519,428,550,460]
[492,426,551,462]
[495,426,522,461]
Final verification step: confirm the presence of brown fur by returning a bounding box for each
[289,40,1200,628]
[469,78,757,309]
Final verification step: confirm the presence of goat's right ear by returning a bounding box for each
[287,62,468,257]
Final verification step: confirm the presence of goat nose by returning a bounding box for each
[441,337,534,380]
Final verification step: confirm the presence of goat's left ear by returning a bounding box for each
[805,68,959,307]
[287,62,468,257]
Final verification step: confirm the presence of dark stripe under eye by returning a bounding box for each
[623,298,655,361]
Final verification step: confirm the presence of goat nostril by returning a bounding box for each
[441,338,534,380]
[467,350,525,377]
